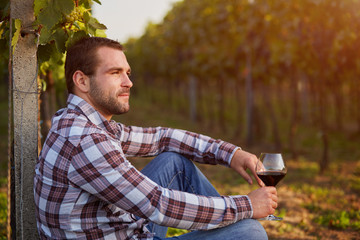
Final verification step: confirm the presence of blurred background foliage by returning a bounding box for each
[118,1,360,236]
[124,0,360,172]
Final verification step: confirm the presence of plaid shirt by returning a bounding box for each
[34,94,253,240]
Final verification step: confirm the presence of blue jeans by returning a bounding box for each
[140,152,268,240]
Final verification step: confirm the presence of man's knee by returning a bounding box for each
[156,152,193,169]
[235,219,268,240]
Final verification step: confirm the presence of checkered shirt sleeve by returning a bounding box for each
[119,124,238,166]
[34,94,253,239]
[67,126,253,230]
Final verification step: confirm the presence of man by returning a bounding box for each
[34,37,277,239]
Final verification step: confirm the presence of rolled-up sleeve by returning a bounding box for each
[68,133,252,231]
[119,125,239,167]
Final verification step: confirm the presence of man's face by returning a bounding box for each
[88,46,133,119]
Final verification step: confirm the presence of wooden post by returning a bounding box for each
[189,75,197,123]
[245,49,253,146]
[10,0,39,238]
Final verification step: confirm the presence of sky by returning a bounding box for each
[92,0,181,43]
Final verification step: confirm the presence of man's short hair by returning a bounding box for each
[65,37,124,94]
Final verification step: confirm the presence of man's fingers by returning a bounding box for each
[238,168,253,185]
[268,186,277,194]
[268,188,278,209]
[272,200,278,209]
[250,168,265,187]
[271,192,278,202]
[248,187,279,219]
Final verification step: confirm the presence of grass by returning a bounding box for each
[123,89,360,239]
[0,82,360,239]
[315,210,360,230]
[0,192,7,238]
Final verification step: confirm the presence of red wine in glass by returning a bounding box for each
[257,171,286,187]
[256,153,287,221]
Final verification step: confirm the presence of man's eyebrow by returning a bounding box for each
[107,67,131,72]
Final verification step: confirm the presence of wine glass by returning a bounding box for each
[256,153,287,221]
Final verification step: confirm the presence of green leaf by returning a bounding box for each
[34,0,48,17]
[65,30,88,49]
[54,0,74,16]
[87,25,96,36]
[84,15,107,36]
[49,48,64,65]
[0,39,7,58]
[0,0,10,21]
[39,26,53,44]
[95,29,106,38]
[88,17,107,30]
[83,11,90,23]
[39,42,63,65]
[92,0,102,5]
[40,78,47,92]
[79,0,93,8]
[11,19,21,51]
[37,42,57,64]
[72,22,81,30]
[37,42,64,65]
[37,5,62,30]
[0,21,9,39]
[53,28,68,53]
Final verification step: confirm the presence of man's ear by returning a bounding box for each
[73,70,90,93]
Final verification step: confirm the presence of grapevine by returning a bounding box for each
[65,7,84,24]
[62,6,90,31]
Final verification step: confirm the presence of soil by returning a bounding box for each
[261,186,360,240]
[195,159,360,240]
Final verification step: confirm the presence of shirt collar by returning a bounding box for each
[67,94,120,137]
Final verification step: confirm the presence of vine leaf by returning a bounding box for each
[38,42,63,66]
[65,30,88,49]
[91,0,102,5]
[11,19,21,52]
[38,25,52,44]
[37,43,57,64]
[37,5,62,30]
[54,0,74,16]
[0,1,10,21]
[36,0,74,31]
[83,12,106,35]
[79,0,99,6]
[88,17,107,30]
[34,0,47,17]
[53,28,67,53]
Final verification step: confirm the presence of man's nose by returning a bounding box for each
[122,74,133,88]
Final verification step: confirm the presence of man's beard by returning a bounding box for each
[89,79,130,116]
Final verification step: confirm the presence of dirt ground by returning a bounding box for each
[3,158,356,239]
[260,177,360,240]
[195,159,360,240]
[129,157,360,240]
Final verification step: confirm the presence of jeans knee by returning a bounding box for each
[239,219,268,240]
[157,152,192,170]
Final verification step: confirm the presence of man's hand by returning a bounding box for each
[248,187,278,219]
[230,149,263,186]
